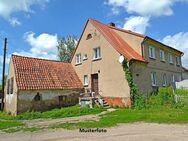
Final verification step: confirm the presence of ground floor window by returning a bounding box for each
[151,72,157,86]
[84,75,89,86]
[163,74,167,86]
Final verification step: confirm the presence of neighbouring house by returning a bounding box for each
[71,18,184,107]
[4,55,83,115]
[183,67,188,80]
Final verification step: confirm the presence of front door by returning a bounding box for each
[91,74,99,95]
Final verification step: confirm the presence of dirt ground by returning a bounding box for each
[1,123,188,141]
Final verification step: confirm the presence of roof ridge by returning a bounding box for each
[12,54,69,63]
[89,18,145,38]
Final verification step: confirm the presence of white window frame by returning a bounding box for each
[160,50,165,61]
[168,53,173,64]
[171,74,175,83]
[151,72,157,86]
[149,46,156,59]
[176,56,181,66]
[162,74,167,86]
[93,47,101,60]
[84,75,89,86]
[75,53,81,65]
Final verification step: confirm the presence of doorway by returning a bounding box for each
[91,74,99,95]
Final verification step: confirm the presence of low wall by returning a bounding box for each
[104,97,131,107]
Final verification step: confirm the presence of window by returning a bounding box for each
[176,56,181,66]
[168,53,173,64]
[162,74,167,86]
[84,75,88,86]
[149,46,156,59]
[10,77,14,94]
[34,93,42,101]
[83,54,88,61]
[7,79,10,94]
[75,53,81,64]
[171,74,175,83]
[151,72,157,86]
[86,34,92,40]
[160,50,165,61]
[93,47,101,60]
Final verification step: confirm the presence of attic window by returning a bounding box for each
[86,34,92,40]
[34,93,42,101]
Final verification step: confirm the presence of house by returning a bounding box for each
[183,67,188,80]
[4,55,83,115]
[71,18,184,107]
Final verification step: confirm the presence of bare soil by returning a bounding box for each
[1,123,188,141]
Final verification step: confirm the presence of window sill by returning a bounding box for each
[160,60,165,63]
[92,57,102,61]
[75,63,82,66]
[84,84,89,87]
[169,62,174,65]
[149,57,156,60]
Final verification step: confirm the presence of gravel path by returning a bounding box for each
[1,123,188,141]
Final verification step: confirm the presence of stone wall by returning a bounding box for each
[17,89,82,114]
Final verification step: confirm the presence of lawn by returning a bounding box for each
[0,105,104,120]
[50,106,188,129]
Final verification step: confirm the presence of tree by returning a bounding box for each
[57,35,77,62]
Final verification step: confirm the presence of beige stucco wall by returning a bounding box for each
[71,22,130,99]
[113,29,144,55]
[17,89,80,114]
[130,39,183,93]
[4,58,18,115]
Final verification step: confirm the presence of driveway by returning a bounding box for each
[0,123,188,141]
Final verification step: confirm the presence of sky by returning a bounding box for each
[0,0,188,82]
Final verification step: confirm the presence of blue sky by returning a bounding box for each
[0,0,188,82]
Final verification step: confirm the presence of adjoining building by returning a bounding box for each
[5,55,83,115]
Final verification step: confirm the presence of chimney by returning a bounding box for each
[108,22,116,27]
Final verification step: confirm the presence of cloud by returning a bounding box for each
[106,0,188,34]
[123,16,150,34]
[0,0,49,26]
[106,0,178,16]
[8,17,21,27]
[13,32,58,60]
[161,32,188,67]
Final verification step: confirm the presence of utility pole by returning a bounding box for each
[1,38,7,111]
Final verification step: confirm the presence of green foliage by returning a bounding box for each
[16,105,104,120]
[57,35,77,62]
[175,88,188,95]
[122,59,138,104]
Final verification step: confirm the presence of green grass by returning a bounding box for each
[0,120,23,130]
[15,105,104,120]
[175,88,188,95]
[50,107,188,129]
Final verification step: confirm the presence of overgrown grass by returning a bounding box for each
[175,88,188,95]
[50,106,188,129]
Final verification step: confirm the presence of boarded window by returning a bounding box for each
[34,93,42,101]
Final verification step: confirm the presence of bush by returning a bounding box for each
[175,88,188,95]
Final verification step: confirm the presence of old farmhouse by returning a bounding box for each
[4,18,185,115]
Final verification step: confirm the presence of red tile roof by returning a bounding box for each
[89,19,145,62]
[12,55,83,90]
